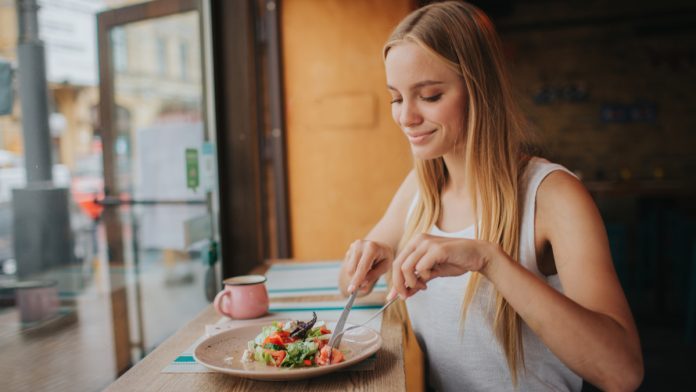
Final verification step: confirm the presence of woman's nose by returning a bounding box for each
[399,101,423,128]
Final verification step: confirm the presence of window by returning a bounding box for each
[179,41,189,80]
[156,37,167,76]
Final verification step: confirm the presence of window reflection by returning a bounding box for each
[0,2,215,391]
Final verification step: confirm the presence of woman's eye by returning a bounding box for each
[390,98,403,104]
[421,94,442,102]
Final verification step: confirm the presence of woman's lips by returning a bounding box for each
[406,129,436,145]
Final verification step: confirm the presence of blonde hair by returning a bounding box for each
[385,1,531,384]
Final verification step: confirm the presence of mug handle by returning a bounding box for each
[213,290,233,317]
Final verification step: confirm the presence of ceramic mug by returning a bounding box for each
[213,275,269,319]
[16,280,59,324]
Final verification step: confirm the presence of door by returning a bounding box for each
[97,0,221,374]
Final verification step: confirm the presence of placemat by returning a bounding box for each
[265,261,387,298]
[162,300,384,373]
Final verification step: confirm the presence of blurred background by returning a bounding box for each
[0,0,694,390]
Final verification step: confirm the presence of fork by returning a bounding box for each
[331,296,399,341]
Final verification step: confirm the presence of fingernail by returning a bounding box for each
[386,289,396,301]
[347,284,355,293]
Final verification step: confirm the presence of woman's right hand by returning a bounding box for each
[339,239,394,296]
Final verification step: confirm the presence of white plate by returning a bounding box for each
[193,320,382,381]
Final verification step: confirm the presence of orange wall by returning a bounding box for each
[282,0,414,259]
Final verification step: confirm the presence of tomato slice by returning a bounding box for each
[315,346,330,366]
[314,338,327,350]
[330,349,345,364]
[263,333,286,347]
[270,350,286,367]
[315,346,345,366]
[303,359,312,366]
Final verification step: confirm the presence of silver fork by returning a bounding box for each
[331,296,399,341]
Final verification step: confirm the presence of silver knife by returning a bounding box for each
[328,290,358,352]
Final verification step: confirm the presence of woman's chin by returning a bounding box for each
[410,146,441,161]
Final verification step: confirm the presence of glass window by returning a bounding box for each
[156,37,167,76]
[0,2,219,391]
[112,27,128,72]
[180,41,189,81]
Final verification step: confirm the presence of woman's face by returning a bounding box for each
[385,41,468,160]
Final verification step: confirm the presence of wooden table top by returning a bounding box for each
[105,260,423,391]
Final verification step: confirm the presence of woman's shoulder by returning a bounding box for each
[533,159,598,237]
[397,169,418,200]
[525,157,581,190]
[522,157,579,192]
[386,169,419,216]
[525,156,573,176]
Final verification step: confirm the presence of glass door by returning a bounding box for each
[97,0,220,373]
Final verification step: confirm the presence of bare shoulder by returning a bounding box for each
[391,169,418,208]
[535,170,598,237]
[535,168,614,278]
[537,170,589,203]
[364,169,419,247]
[402,169,418,189]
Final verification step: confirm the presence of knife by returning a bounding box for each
[327,290,358,360]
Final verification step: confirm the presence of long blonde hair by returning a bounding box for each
[385,1,531,384]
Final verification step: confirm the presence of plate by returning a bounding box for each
[193,320,382,381]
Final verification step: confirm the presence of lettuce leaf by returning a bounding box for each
[281,341,318,367]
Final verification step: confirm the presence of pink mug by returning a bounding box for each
[16,280,59,324]
[213,275,269,319]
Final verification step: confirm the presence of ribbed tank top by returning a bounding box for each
[405,157,582,392]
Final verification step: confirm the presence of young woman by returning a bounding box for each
[338,1,643,391]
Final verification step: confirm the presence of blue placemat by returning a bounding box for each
[163,300,384,373]
[264,261,387,298]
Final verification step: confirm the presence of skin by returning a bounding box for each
[338,41,643,391]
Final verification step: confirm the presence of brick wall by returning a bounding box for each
[487,1,696,319]
[496,0,696,182]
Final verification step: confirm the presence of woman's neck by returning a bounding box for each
[442,150,468,196]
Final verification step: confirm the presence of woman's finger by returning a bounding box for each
[342,245,356,273]
[392,241,426,298]
[405,285,421,297]
[391,249,410,299]
[400,244,427,292]
[387,288,398,301]
[346,243,364,293]
[361,268,382,290]
[414,246,443,283]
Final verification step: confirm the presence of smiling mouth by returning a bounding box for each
[406,129,436,145]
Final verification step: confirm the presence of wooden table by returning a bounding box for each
[105,261,424,391]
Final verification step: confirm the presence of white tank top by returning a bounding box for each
[405,157,583,392]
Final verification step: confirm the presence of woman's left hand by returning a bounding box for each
[389,233,496,299]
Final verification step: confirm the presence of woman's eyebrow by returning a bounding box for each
[387,80,445,91]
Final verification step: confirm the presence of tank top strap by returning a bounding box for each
[406,190,419,226]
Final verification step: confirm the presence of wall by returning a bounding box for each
[282,0,414,259]
[498,0,696,182]
[492,1,696,322]
[280,0,696,259]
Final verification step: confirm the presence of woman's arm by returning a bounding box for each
[338,170,418,295]
[481,171,643,391]
[389,171,643,391]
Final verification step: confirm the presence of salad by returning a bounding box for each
[241,312,345,367]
